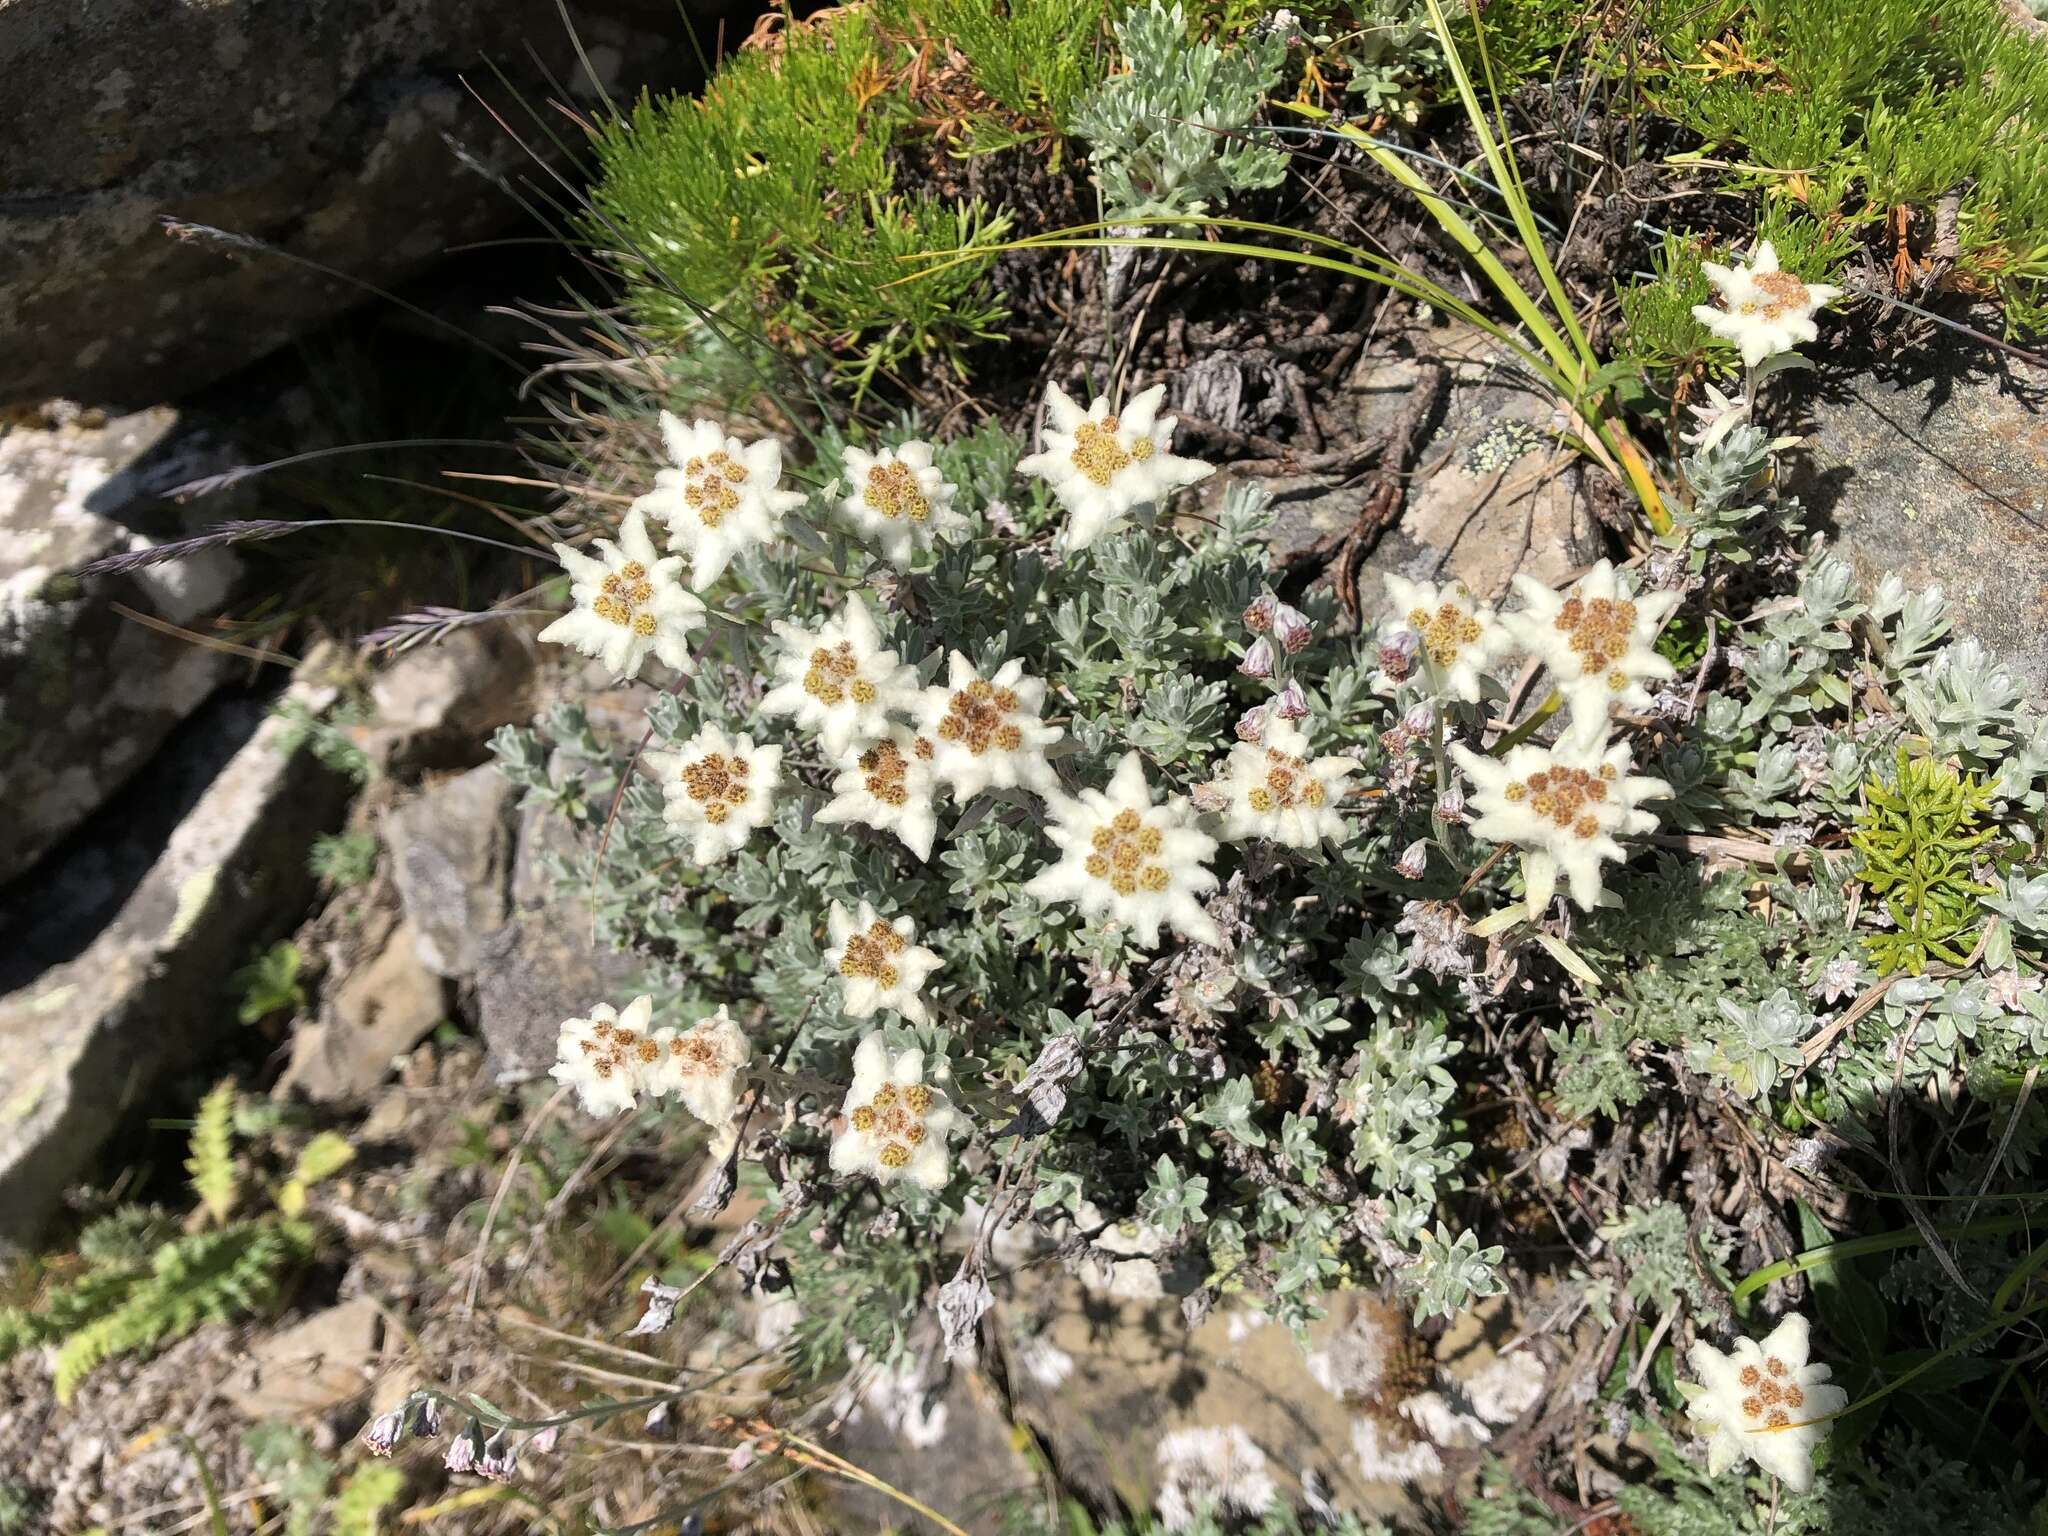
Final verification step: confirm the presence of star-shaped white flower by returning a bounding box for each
[1450,737,1667,913]
[1680,381,1752,452]
[1680,1313,1848,1492]
[1017,383,1213,552]
[815,726,943,861]
[548,996,657,1117]
[642,1004,751,1130]
[759,594,922,760]
[1026,751,1222,948]
[538,511,706,682]
[632,411,807,590]
[1690,241,1843,367]
[829,1033,959,1189]
[1371,575,1511,703]
[1501,561,1680,743]
[1205,718,1356,849]
[643,725,782,866]
[824,900,944,1024]
[838,441,967,568]
[914,652,1065,801]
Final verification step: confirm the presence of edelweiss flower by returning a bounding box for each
[824,900,944,1024]
[1450,738,1668,913]
[1026,751,1222,948]
[538,511,706,681]
[1691,241,1844,367]
[837,441,966,567]
[642,1005,751,1130]
[829,1034,958,1189]
[1372,575,1510,703]
[1153,1426,1278,1532]
[759,595,921,759]
[632,411,807,590]
[1017,383,1213,552]
[1204,718,1356,849]
[915,652,1064,800]
[815,726,943,861]
[549,996,659,1117]
[644,726,782,866]
[1681,1313,1847,1492]
[1680,381,1751,452]
[1502,561,1680,739]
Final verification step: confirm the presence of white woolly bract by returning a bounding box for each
[1017,382,1213,552]
[1450,737,1668,913]
[829,1033,959,1190]
[538,511,706,682]
[1682,1313,1846,1492]
[837,440,967,567]
[1373,573,1511,704]
[644,725,782,866]
[1501,560,1680,745]
[1153,1425,1278,1531]
[1205,717,1356,848]
[814,725,943,861]
[641,1004,751,1129]
[548,996,657,1117]
[1690,241,1843,367]
[914,651,1064,800]
[633,411,806,590]
[823,899,943,1024]
[759,593,922,760]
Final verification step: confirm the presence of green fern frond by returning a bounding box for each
[330,1462,407,1536]
[187,1080,240,1226]
[1849,748,1997,975]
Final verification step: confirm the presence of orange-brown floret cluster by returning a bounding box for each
[1499,762,1619,839]
[1084,808,1171,898]
[679,750,753,826]
[804,642,876,707]
[1736,1356,1806,1430]
[1245,748,1328,814]
[681,448,749,528]
[667,1027,723,1073]
[936,678,1026,757]
[863,460,932,523]
[594,562,659,638]
[857,737,934,807]
[1069,416,1151,486]
[1406,602,1483,667]
[839,919,909,987]
[846,1080,937,1170]
[577,1014,654,1087]
[1748,270,1812,318]
[1552,594,1638,689]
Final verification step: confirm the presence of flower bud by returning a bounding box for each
[1190,779,1230,813]
[1272,602,1313,654]
[1238,637,1275,679]
[1377,629,1419,682]
[1396,839,1430,880]
[1243,592,1277,633]
[445,1419,485,1473]
[1401,702,1434,736]
[1434,785,1465,822]
[361,1410,404,1457]
[1234,704,1269,743]
[408,1396,443,1438]
[526,1425,560,1455]
[1378,725,1413,758]
[476,1430,519,1483]
[1273,680,1309,721]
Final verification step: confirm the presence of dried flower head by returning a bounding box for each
[914,652,1065,802]
[760,594,922,759]
[1027,751,1223,948]
[1681,1313,1847,1491]
[1017,382,1214,552]
[825,900,944,1024]
[829,1034,959,1189]
[538,511,706,681]
[1373,575,1509,703]
[634,411,807,589]
[1204,718,1356,849]
[1450,738,1669,912]
[1502,561,1680,743]
[644,725,782,866]
[642,1004,751,1129]
[1691,241,1844,367]
[816,725,944,861]
[548,996,660,1117]
[838,440,967,567]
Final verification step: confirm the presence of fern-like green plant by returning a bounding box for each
[328,1463,406,1536]
[188,1079,241,1225]
[1850,749,1997,975]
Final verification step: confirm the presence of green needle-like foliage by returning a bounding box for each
[1850,749,1997,975]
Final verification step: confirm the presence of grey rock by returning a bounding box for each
[229,1296,388,1421]
[279,914,447,1103]
[0,667,352,1249]
[351,621,540,773]
[474,908,644,1084]
[0,406,249,883]
[1795,357,2048,702]
[383,765,515,978]
[0,0,740,408]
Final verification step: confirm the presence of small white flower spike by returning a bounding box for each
[642,1004,751,1130]
[644,725,782,866]
[760,594,922,760]
[1690,241,1844,367]
[549,996,658,1117]
[816,726,944,861]
[633,411,807,590]
[825,900,944,1024]
[538,512,706,682]
[1017,382,1214,552]
[1372,575,1511,704]
[838,441,967,567]
[1681,1313,1847,1492]
[829,1033,958,1189]
[1027,751,1222,948]
[915,652,1065,801]
[1501,561,1680,741]
[1450,737,1668,913]
[1205,718,1356,849]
